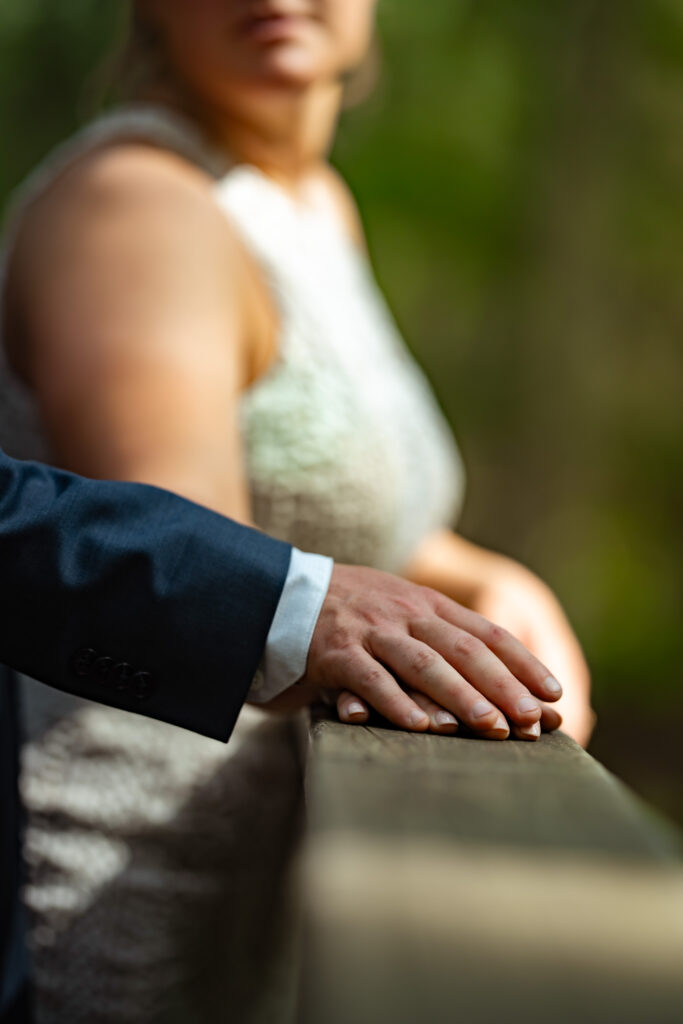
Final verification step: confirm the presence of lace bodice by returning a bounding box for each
[0,105,464,572]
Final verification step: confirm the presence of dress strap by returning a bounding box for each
[3,103,228,238]
[0,104,231,361]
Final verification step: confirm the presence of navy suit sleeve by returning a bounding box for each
[0,451,292,742]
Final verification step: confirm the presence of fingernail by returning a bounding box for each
[518,696,540,715]
[472,700,495,720]
[434,711,458,728]
[518,721,541,739]
[347,701,366,717]
[490,714,510,736]
[544,675,562,697]
[409,709,429,727]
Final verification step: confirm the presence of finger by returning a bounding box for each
[511,721,541,741]
[336,690,370,724]
[326,648,430,732]
[369,632,509,739]
[408,690,459,734]
[540,704,563,732]
[513,701,563,739]
[514,702,563,739]
[432,594,564,704]
[408,618,543,728]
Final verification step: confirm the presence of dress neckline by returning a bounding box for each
[110,103,333,219]
[79,102,360,254]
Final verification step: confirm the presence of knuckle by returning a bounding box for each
[324,644,353,668]
[452,633,482,659]
[486,675,518,700]
[488,624,510,644]
[409,647,437,676]
[331,628,357,653]
[419,585,442,608]
[359,665,385,690]
[368,626,400,651]
[392,597,429,622]
[409,615,434,637]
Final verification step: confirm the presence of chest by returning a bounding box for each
[218,172,465,570]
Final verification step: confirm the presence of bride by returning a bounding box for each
[0,1,594,1020]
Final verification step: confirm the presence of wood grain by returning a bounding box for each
[299,714,683,1023]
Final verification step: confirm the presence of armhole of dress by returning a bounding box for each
[0,104,231,459]
[0,103,227,334]
[0,103,228,374]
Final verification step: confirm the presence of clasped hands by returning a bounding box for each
[267,564,569,742]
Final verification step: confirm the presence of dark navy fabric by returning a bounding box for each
[0,983,32,1024]
[0,450,292,1018]
[0,672,30,1022]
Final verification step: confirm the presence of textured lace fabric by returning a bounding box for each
[0,105,465,1023]
[219,163,464,570]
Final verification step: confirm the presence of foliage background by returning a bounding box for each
[1,0,681,819]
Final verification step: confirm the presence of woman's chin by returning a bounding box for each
[243,44,329,89]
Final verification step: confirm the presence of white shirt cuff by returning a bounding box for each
[247,548,333,704]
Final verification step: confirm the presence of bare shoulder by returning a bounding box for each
[50,139,214,199]
[313,164,367,250]
[5,142,250,379]
[12,142,242,287]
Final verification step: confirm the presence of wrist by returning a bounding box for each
[403,530,502,605]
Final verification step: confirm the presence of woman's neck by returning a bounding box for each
[155,79,343,196]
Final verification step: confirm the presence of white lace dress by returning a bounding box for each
[0,105,465,1023]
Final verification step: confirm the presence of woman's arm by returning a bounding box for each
[7,143,267,520]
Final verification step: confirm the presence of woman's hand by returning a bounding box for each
[294,563,564,740]
[469,562,595,746]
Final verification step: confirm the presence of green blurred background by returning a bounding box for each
[1,0,681,819]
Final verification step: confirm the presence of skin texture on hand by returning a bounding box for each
[290,563,565,739]
[398,530,595,747]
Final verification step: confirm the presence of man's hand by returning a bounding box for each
[293,564,564,739]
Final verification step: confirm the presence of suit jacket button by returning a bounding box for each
[112,662,133,692]
[93,656,114,683]
[132,672,155,701]
[71,648,97,677]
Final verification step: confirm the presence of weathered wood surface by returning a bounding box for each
[299,715,683,1024]
[304,716,681,857]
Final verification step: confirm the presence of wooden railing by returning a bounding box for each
[297,714,683,1024]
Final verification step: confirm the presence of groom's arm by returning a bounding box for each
[0,451,296,741]
[0,450,564,741]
